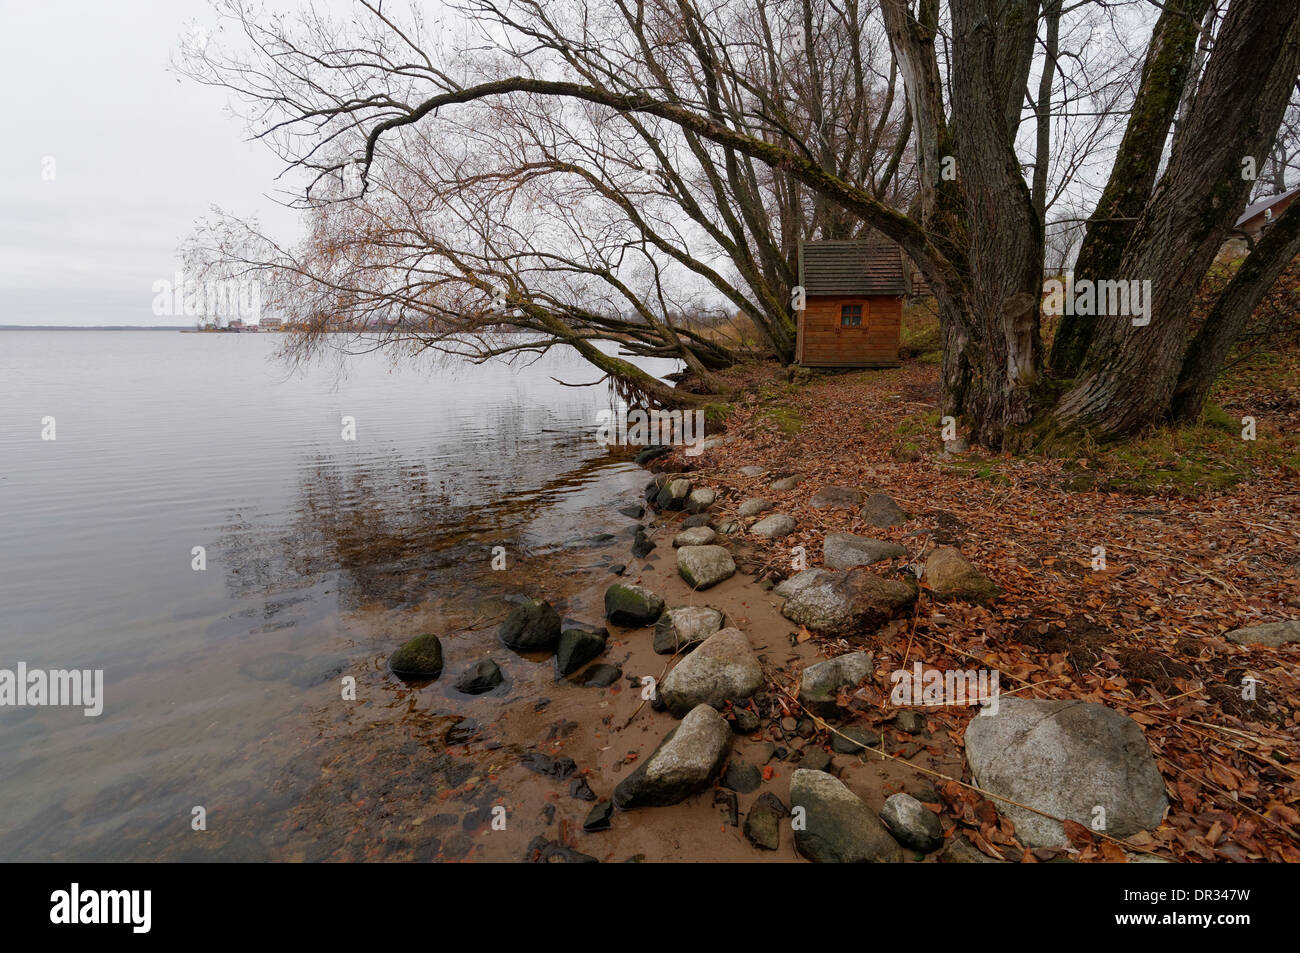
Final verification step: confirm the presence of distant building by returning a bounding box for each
[795,238,914,367]
[258,317,283,331]
[1221,187,1299,257]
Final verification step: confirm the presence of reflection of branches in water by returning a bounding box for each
[216,436,635,612]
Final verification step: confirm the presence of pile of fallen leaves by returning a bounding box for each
[657,352,1300,862]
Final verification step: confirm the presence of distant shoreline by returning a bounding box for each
[0,325,190,331]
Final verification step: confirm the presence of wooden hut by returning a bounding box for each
[795,238,913,367]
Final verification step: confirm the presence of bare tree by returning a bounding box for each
[182,0,1300,445]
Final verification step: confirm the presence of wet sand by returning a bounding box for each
[169,465,965,863]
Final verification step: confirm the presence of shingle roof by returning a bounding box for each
[798,239,908,296]
[1235,187,1300,227]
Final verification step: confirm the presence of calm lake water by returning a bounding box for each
[0,331,678,860]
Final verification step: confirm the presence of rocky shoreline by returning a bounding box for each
[370,427,1261,863]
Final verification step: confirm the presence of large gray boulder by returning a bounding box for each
[751,513,796,539]
[659,627,763,717]
[654,605,724,654]
[824,533,905,570]
[604,584,665,627]
[1224,620,1300,647]
[790,769,903,863]
[779,569,917,634]
[498,599,562,651]
[963,697,1168,848]
[677,545,736,590]
[774,569,821,599]
[799,650,874,718]
[612,704,731,809]
[925,546,1000,604]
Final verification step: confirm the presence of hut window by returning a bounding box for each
[840,304,863,327]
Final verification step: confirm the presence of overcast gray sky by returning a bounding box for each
[0,0,306,326]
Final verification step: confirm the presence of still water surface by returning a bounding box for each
[0,331,676,860]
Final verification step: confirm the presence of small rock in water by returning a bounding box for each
[288,655,348,688]
[737,497,773,517]
[673,526,717,547]
[604,583,665,627]
[879,793,944,853]
[632,528,656,558]
[240,652,300,682]
[445,718,479,745]
[609,564,626,576]
[555,625,608,676]
[570,777,597,801]
[743,792,788,851]
[388,634,444,680]
[676,545,736,590]
[618,503,646,520]
[860,493,910,528]
[750,513,796,538]
[455,658,504,694]
[575,663,623,688]
[654,477,693,511]
[498,599,562,652]
[634,445,671,465]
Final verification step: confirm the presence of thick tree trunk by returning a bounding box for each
[1049,0,1213,379]
[1169,205,1300,421]
[941,1,1045,446]
[1052,0,1300,438]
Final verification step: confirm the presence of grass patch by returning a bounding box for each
[759,404,805,435]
